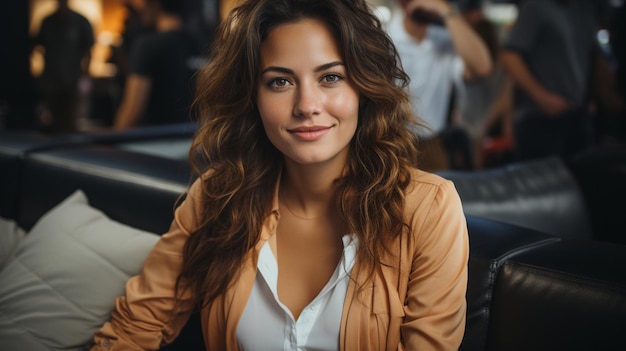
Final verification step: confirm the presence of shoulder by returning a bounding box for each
[70,10,91,24]
[134,32,159,47]
[39,13,57,29]
[519,0,546,10]
[517,0,554,18]
[173,172,212,234]
[184,169,218,203]
[404,168,464,227]
[401,169,467,261]
[137,32,187,54]
[407,168,456,195]
[130,33,162,60]
[385,8,404,34]
[405,168,460,210]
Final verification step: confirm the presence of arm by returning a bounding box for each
[402,179,469,350]
[32,18,47,56]
[500,50,570,116]
[81,17,95,76]
[405,0,493,79]
[474,74,514,169]
[500,0,570,117]
[589,52,625,115]
[482,74,514,140]
[82,49,92,76]
[113,74,151,130]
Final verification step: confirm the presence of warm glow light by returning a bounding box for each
[484,4,518,26]
[30,0,101,35]
[29,0,130,78]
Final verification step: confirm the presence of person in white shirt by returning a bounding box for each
[91,0,469,350]
[385,0,492,170]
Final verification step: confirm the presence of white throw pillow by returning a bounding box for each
[0,217,26,270]
[0,190,160,351]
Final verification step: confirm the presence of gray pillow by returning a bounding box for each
[0,190,160,350]
[0,217,26,270]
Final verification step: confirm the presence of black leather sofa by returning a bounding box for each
[1,128,625,351]
[437,157,595,241]
[438,147,626,245]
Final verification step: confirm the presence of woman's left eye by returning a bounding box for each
[321,74,342,84]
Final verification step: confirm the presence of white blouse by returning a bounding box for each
[236,235,357,351]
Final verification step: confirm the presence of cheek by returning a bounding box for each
[257,93,285,127]
[257,96,286,146]
[328,90,360,122]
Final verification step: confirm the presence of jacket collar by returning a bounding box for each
[258,170,282,244]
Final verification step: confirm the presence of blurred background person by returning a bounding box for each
[384,0,493,171]
[612,5,626,109]
[501,0,600,162]
[592,2,626,144]
[116,1,157,97]
[456,1,514,169]
[33,0,94,133]
[113,0,197,130]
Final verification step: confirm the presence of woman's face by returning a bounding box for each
[257,18,359,168]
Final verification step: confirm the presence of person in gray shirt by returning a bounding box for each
[501,0,598,161]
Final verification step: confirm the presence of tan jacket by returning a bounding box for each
[92,169,469,350]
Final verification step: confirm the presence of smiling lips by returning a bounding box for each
[288,125,333,141]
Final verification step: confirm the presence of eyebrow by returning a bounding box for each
[261,61,344,75]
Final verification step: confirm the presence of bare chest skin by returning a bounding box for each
[269,206,344,320]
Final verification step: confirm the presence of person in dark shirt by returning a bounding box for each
[113,0,196,129]
[34,0,94,133]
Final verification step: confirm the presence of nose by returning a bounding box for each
[293,84,322,118]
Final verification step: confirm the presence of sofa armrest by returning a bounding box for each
[487,240,626,351]
[461,216,559,351]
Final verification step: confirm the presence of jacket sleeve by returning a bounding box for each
[401,179,469,350]
[90,178,204,350]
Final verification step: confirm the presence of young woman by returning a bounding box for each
[91,0,469,350]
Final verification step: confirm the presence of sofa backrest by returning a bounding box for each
[70,122,195,162]
[438,157,594,241]
[567,144,626,245]
[17,145,191,234]
[0,128,195,234]
[0,131,76,221]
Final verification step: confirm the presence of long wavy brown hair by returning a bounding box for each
[177,0,422,308]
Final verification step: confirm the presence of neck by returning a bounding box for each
[279,160,344,219]
[57,7,69,16]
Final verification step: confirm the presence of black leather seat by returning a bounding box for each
[438,157,594,241]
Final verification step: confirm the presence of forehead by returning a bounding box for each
[260,18,342,67]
